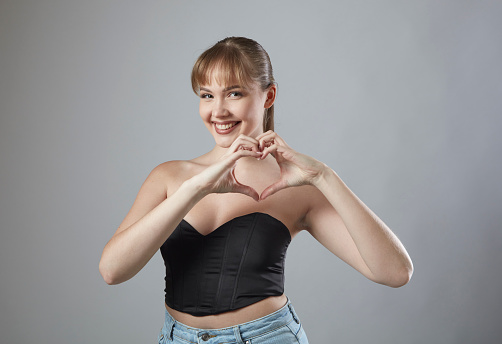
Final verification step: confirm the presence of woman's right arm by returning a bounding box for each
[99,163,206,285]
[99,135,263,285]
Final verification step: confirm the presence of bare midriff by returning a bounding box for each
[165,294,288,329]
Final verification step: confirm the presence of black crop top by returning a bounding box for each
[160,212,291,316]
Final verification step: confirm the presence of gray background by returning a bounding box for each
[1,0,501,343]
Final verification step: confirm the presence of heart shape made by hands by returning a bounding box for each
[232,150,285,201]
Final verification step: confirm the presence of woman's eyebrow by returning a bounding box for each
[223,85,242,92]
[199,85,243,93]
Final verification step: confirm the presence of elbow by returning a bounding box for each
[384,252,414,288]
[101,272,119,286]
[373,261,414,288]
[99,260,122,285]
[388,270,412,288]
[386,263,414,288]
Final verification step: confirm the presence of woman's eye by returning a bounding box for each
[228,92,242,98]
[200,93,213,99]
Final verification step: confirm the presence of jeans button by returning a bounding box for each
[201,333,210,341]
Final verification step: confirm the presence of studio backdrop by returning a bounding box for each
[1,1,501,343]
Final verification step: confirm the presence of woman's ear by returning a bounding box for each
[264,84,277,109]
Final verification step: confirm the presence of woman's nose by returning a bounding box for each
[212,99,229,118]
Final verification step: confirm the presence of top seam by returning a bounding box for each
[195,236,205,314]
[230,213,259,309]
[213,222,232,313]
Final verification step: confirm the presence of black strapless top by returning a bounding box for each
[160,212,291,316]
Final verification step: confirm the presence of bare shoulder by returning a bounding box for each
[149,158,208,193]
[149,160,194,180]
[115,159,206,234]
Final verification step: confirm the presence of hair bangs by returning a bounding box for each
[191,46,254,94]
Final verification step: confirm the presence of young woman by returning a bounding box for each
[99,37,413,344]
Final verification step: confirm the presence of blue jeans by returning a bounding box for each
[157,299,309,344]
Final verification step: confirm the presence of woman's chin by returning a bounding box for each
[214,138,234,148]
[209,133,232,148]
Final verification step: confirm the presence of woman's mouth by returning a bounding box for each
[214,121,241,134]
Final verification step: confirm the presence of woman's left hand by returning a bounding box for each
[256,131,327,200]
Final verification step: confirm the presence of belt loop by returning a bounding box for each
[234,325,245,344]
[288,304,300,324]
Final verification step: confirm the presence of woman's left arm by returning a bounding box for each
[305,167,413,287]
[257,131,413,288]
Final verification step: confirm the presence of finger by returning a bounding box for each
[232,141,260,154]
[230,148,263,161]
[217,150,262,173]
[224,144,264,161]
[260,179,289,200]
[256,131,274,150]
[230,141,257,153]
[229,135,260,153]
[259,143,278,160]
[257,132,288,152]
[233,184,260,202]
[229,134,256,147]
[255,130,275,141]
[231,167,260,201]
[260,143,291,160]
[257,134,275,151]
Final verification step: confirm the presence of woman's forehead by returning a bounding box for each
[201,65,253,88]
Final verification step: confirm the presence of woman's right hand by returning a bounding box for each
[191,134,263,201]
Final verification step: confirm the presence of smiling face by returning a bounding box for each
[192,38,277,143]
[199,73,276,148]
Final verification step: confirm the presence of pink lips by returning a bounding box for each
[213,121,241,135]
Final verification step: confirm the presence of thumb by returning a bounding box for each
[260,179,289,201]
[231,167,260,201]
[233,184,260,202]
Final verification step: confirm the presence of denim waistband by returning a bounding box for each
[160,299,301,344]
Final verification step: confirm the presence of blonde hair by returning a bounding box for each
[191,37,276,131]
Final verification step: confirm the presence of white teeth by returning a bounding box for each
[215,122,237,130]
